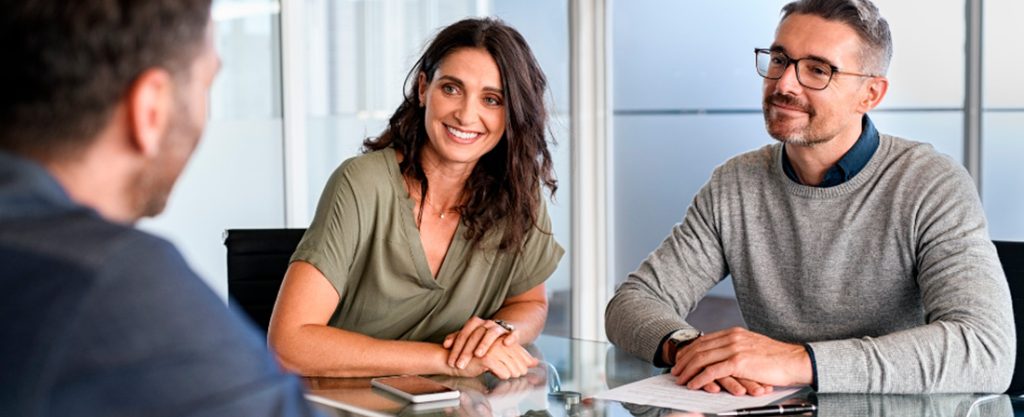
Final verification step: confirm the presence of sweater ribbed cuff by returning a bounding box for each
[633,317,690,366]
[653,330,680,368]
[803,343,818,391]
[806,339,869,393]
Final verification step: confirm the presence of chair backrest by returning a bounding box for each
[994,240,1024,394]
[223,228,306,332]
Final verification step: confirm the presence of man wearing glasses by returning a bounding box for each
[606,0,1013,395]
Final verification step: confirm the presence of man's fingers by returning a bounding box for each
[675,345,738,384]
[675,330,745,368]
[717,376,747,396]
[736,378,767,396]
[686,361,736,391]
[700,381,721,393]
[671,362,683,376]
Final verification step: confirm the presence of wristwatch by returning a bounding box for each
[668,328,702,350]
[493,319,515,333]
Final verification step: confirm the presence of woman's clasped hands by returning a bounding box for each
[442,316,538,379]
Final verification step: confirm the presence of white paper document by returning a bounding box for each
[592,374,804,414]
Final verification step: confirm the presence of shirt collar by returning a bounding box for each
[782,115,880,187]
[0,151,79,219]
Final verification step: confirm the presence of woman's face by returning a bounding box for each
[418,47,506,170]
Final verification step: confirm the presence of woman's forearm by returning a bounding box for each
[493,299,548,344]
[270,324,451,377]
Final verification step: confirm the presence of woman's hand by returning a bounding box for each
[446,340,538,380]
[443,316,520,369]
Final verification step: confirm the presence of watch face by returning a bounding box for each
[671,328,702,344]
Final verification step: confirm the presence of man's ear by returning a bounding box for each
[858,76,889,113]
[126,68,174,157]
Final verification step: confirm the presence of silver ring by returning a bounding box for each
[493,319,515,333]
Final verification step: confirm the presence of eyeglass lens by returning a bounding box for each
[755,50,833,90]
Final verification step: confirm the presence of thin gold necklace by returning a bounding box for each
[404,175,459,220]
[424,193,460,219]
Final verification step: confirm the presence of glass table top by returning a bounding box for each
[304,334,1019,417]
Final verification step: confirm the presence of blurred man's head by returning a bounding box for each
[0,0,219,221]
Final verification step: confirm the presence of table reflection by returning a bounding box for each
[306,335,1017,417]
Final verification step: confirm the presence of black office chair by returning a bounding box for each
[223,228,306,333]
[994,240,1024,395]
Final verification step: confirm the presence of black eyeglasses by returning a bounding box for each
[754,48,876,90]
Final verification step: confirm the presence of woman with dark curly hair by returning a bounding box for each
[268,17,563,379]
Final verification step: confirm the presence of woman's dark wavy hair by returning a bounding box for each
[364,17,556,251]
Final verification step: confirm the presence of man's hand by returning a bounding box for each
[670,327,812,394]
[691,377,774,396]
[444,316,520,369]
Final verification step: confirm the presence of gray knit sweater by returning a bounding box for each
[605,134,1015,393]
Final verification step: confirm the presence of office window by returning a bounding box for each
[872,0,964,162]
[982,0,1024,241]
[611,0,784,297]
[140,0,286,299]
[302,0,573,336]
[610,0,966,298]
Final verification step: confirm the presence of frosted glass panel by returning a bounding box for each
[612,0,964,111]
[612,0,787,110]
[984,1,1024,108]
[492,0,570,112]
[544,114,572,335]
[612,114,772,297]
[873,0,964,109]
[210,0,281,119]
[139,1,285,300]
[868,111,964,163]
[982,113,1024,241]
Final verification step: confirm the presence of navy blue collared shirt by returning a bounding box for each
[782,115,879,187]
[0,151,320,417]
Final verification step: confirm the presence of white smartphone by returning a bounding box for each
[401,397,461,414]
[371,375,461,403]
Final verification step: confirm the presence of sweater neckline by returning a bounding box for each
[774,134,892,199]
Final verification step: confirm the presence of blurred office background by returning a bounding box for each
[140,0,1023,341]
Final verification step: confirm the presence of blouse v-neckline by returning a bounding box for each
[384,148,466,287]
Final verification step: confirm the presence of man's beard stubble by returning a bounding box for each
[130,97,202,220]
[763,93,833,148]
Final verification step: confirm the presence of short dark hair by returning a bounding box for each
[781,0,893,75]
[0,0,213,159]
[364,17,556,251]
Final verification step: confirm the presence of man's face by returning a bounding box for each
[762,13,872,146]
[135,20,221,218]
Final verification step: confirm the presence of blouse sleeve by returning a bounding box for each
[290,158,366,296]
[508,197,565,296]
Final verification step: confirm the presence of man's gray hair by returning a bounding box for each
[781,0,893,75]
